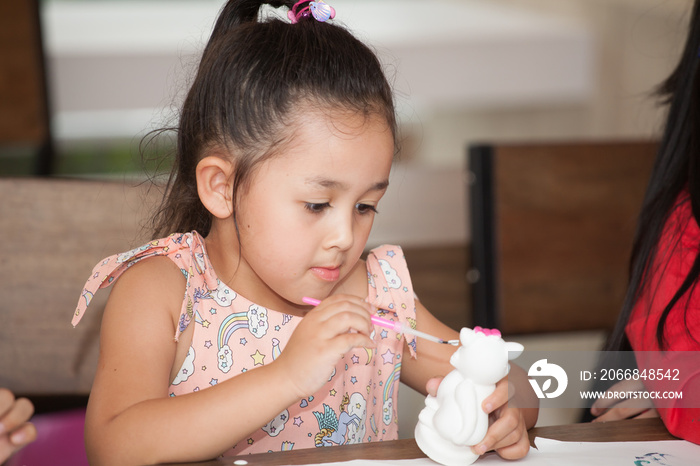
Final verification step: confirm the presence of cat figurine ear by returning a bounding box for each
[415,327,523,466]
[506,341,524,359]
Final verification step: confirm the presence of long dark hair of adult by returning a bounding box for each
[606,1,700,351]
[149,0,396,240]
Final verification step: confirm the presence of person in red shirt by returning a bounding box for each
[589,0,700,443]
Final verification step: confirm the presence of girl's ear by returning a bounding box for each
[196,155,235,219]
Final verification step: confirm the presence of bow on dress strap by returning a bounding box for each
[71,232,219,335]
[365,245,418,358]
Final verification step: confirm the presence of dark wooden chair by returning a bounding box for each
[468,141,657,335]
[0,0,55,175]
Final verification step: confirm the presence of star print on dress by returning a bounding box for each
[251,349,265,366]
[381,349,395,365]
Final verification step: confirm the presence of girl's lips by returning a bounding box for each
[311,266,341,282]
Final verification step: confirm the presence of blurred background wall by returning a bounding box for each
[29,0,690,247]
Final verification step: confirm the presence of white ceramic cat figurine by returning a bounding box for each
[415,327,524,466]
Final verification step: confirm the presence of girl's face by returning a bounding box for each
[230,109,394,311]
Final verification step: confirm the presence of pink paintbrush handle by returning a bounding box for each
[302,297,397,330]
[302,297,457,345]
[370,315,401,332]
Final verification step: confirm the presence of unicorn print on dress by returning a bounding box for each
[345,392,367,444]
[216,304,270,373]
[312,403,362,447]
[415,327,523,466]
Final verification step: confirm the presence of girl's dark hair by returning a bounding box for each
[606,0,700,351]
[150,0,396,238]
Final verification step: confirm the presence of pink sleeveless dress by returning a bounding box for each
[73,231,418,456]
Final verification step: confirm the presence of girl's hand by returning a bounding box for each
[473,377,530,460]
[275,295,376,398]
[590,379,658,422]
[0,388,37,463]
[426,376,530,460]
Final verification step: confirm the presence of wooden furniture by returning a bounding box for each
[0,178,160,409]
[0,0,54,174]
[468,141,657,334]
[402,245,470,331]
[529,417,676,443]
[164,418,674,465]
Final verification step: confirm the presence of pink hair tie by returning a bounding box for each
[288,0,336,24]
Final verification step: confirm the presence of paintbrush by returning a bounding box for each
[302,297,459,346]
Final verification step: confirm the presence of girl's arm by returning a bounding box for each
[86,258,374,465]
[400,300,538,460]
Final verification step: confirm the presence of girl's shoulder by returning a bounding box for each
[105,254,186,322]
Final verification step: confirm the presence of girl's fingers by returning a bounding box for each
[592,397,654,422]
[425,377,443,397]
[472,408,519,454]
[330,332,376,355]
[0,395,34,436]
[481,377,512,414]
[634,408,659,419]
[493,429,530,460]
[314,310,373,340]
[311,298,373,337]
[591,379,646,415]
[590,396,615,415]
[9,422,37,447]
[0,388,14,417]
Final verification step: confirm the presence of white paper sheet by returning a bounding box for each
[292,438,700,466]
[519,437,700,466]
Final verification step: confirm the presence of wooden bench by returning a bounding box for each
[0,178,160,409]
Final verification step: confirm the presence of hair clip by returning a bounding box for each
[288,0,336,24]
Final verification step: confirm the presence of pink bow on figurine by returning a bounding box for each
[473,326,502,337]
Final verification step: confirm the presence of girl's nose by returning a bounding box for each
[324,212,354,251]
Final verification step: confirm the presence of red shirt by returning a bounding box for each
[626,192,700,443]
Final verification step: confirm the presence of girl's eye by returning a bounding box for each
[304,202,330,214]
[356,203,378,215]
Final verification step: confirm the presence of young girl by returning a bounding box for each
[73,1,538,463]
